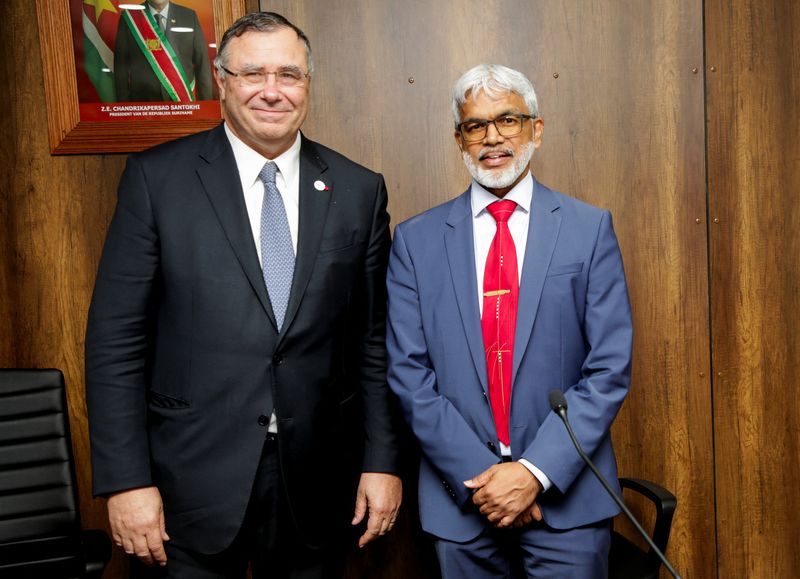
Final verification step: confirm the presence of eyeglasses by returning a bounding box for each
[220,66,310,88]
[457,114,537,142]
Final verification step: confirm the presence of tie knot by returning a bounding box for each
[259,162,278,186]
[487,200,517,223]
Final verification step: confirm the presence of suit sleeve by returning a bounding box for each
[522,210,633,493]
[85,155,159,496]
[190,10,213,100]
[357,176,401,474]
[113,19,131,102]
[387,225,500,507]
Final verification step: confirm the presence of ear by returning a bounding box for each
[532,118,544,149]
[454,130,465,151]
[214,67,226,100]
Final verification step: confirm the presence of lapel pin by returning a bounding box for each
[314,180,328,191]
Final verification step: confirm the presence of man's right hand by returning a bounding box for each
[106,486,170,566]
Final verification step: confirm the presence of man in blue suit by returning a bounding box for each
[386,64,633,577]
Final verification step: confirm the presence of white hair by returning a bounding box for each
[451,64,538,127]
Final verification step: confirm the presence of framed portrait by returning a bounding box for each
[36,0,246,154]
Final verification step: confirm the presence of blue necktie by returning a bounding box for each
[259,162,295,330]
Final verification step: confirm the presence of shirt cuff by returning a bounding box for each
[518,458,552,492]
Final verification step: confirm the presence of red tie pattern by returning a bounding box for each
[481,200,519,446]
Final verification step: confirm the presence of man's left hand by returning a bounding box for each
[464,463,543,528]
[352,472,403,548]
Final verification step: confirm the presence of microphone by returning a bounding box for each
[548,390,682,579]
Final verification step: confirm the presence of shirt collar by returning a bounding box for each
[148,2,169,18]
[223,124,302,187]
[470,170,534,218]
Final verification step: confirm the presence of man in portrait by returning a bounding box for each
[114,0,213,101]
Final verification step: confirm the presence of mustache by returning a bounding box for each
[478,147,515,161]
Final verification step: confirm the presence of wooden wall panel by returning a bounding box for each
[263,1,711,577]
[1,1,126,576]
[17,0,800,577]
[0,1,257,577]
[0,2,16,366]
[706,0,800,576]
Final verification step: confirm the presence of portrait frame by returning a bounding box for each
[35,0,246,155]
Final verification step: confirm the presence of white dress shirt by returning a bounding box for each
[470,171,552,492]
[224,124,302,433]
[147,2,170,28]
[225,124,301,258]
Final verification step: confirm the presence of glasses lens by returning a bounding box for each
[461,121,487,142]
[495,115,523,137]
[233,69,307,88]
[240,71,266,86]
[276,70,304,87]
[460,116,527,142]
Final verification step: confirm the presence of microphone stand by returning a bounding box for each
[549,391,682,579]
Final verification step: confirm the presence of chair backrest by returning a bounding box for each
[0,368,85,576]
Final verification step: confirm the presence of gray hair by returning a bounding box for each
[214,12,314,76]
[451,64,538,127]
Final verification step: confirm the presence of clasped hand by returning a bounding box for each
[464,463,543,528]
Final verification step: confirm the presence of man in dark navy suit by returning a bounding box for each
[88,12,402,578]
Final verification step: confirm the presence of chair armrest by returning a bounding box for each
[618,477,676,564]
[81,529,112,578]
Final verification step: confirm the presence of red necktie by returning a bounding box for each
[481,200,519,446]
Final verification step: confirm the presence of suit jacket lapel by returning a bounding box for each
[512,179,562,383]
[444,188,489,393]
[196,125,276,325]
[279,136,331,340]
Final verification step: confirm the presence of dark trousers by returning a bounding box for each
[132,434,344,579]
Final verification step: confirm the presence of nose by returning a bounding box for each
[483,121,505,145]
[258,74,283,101]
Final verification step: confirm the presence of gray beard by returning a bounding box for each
[462,141,535,191]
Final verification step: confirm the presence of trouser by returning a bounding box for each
[132,434,344,579]
[433,518,611,579]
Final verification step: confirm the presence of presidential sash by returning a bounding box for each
[122,8,196,101]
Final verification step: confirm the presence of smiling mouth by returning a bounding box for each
[479,149,514,161]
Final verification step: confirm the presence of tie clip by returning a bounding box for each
[484,289,511,297]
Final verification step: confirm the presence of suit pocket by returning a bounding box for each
[339,389,358,407]
[319,230,361,254]
[148,390,191,409]
[547,262,584,277]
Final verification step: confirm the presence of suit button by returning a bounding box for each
[257,414,269,426]
[487,441,496,451]
[272,354,283,365]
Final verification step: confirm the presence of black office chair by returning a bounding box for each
[608,477,677,579]
[0,369,111,578]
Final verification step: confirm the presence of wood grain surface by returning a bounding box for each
[2,0,797,577]
[265,1,712,577]
[706,0,800,576]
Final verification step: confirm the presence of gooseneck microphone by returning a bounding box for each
[548,390,682,579]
